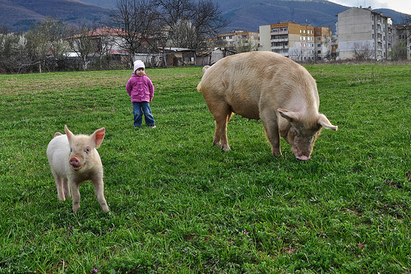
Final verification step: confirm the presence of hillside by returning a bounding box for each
[220,0,348,31]
[0,0,110,32]
[0,0,407,33]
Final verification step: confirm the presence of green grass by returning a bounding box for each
[1,64,411,273]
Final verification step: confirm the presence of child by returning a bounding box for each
[126,60,156,128]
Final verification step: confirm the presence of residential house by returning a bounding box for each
[67,27,130,63]
[336,7,393,60]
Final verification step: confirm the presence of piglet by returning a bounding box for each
[46,125,109,212]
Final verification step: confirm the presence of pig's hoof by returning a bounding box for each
[272,152,282,157]
[72,204,80,213]
[221,145,231,152]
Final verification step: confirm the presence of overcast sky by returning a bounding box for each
[328,0,411,15]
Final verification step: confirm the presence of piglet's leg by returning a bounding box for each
[52,172,66,201]
[93,179,109,212]
[63,178,71,199]
[70,181,81,213]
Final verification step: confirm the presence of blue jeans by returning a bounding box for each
[133,102,155,126]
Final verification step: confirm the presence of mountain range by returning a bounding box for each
[0,0,408,33]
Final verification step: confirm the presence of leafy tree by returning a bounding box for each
[0,33,28,73]
[390,41,408,61]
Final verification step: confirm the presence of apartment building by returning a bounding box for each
[314,26,333,60]
[392,23,411,60]
[217,30,259,51]
[336,7,393,60]
[258,21,332,61]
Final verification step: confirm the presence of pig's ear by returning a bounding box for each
[318,114,338,131]
[64,125,75,141]
[278,108,300,123]
[91,127,105,148]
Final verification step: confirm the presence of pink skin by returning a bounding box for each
[69,156,81,171]
[135,68,145,77]
[47,125,109,212]
[197,51,338,161]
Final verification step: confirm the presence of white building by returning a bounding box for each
[336,7,393,60]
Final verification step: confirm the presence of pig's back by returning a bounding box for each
[199,51,303,118]
[47,135,70,177]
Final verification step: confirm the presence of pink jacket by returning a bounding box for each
[126,73,154,103]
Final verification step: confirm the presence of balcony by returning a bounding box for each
[271,38,289,43]
[271,46,289,50]
[271,30,288,35]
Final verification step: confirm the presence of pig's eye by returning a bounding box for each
[84,147,91,153]
[70,148,72,153]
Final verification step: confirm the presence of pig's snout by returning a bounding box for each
[69,156,82,171]
[296,155,310,161]
[292,147,311,161]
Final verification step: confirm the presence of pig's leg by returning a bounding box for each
[70,181,81,213]
[63,178,70,199]
[261,117,282,156]
[212,103,232,151]
[93,179,109,212]
[52,172,66,201]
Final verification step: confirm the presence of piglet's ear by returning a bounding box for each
[278,108,300,123]
[91,127,105,148]
[64,125,74,142]
[318,114,338,131]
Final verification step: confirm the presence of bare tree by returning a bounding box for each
[237,39,257,53]
[155,0,227,50]
[67,24,99,70]
[169,19,197,48]
[110,0,161,65]
[353,42,373,61]
[25,17,71,72]
[192,0,227,46]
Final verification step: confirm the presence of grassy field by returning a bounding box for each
[1,63,411,273]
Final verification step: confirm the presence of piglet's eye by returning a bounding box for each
[84,147,91,153]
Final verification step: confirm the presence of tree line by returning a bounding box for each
[0,0,227,74]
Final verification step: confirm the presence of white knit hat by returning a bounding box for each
[133,60,145,71]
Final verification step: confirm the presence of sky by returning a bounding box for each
[328,0,411,15]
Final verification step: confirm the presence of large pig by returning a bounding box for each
[46,125,109,212]
[197,51,338,160]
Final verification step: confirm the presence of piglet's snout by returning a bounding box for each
[69,156,81,171]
